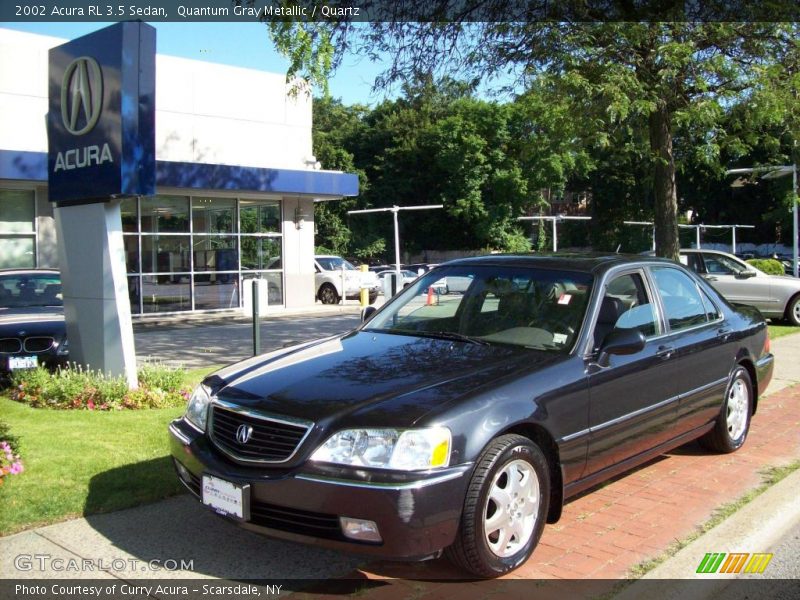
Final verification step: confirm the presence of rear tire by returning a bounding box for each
[699,366,752,453]
[445,434,549,578]
[785,294,800,327]
[318,283,339,305]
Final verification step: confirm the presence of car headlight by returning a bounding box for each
[310,427,451,470]
[56,337,69,356]
[185,384,212,431]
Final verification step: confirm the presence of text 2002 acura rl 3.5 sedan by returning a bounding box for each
[169,254,773,577]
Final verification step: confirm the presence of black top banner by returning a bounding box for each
[2,0,800,23]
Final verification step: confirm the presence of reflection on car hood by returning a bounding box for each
[208,331,564,427]
[0,306,64,324]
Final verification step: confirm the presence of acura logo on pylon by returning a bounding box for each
[61,56,103,136]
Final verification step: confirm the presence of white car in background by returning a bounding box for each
[314,256,380,305]
[678,249,800,326]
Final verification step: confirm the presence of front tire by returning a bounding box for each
[700,366,752,453]
[445,434,549,578]
[318,283,339,305]
[785,294,800,326]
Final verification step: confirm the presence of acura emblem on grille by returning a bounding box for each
[236,424,254,444]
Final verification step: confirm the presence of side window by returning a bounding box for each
[593,272,659,350]
[652,267,709,332]
[703,254,744,275]
[682,254,702,273]
[698,285,721,321]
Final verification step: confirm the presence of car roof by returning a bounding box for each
[442,252,676,275]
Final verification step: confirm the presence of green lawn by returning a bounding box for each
[768,323,799,340]
[0,396,184,535]
[0,365,222,536]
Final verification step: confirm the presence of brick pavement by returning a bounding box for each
[318,382,800,598]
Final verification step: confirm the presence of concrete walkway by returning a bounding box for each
[1,331,798,590]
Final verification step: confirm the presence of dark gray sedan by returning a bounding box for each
[170,254,773,577]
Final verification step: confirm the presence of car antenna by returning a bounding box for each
[615,244,622,253]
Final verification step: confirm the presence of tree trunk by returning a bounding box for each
[648,104,680,260]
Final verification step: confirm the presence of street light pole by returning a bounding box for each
[517,215,592,252]
[348,204,444,280]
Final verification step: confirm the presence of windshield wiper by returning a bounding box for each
[423,331,490,345]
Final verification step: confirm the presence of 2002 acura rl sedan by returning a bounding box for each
[169,254,774,577]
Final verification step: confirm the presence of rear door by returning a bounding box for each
[648,266,733,435]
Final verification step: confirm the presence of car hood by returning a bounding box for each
[0,306,65,331]
[207,331,563,428]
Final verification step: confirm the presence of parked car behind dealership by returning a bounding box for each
[0,269,68,374]
[314,255,380,305]
[677,249,800,326]
[171,254,772,577]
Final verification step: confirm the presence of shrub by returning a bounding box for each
[9,364,190,411]
[747,258,785,276]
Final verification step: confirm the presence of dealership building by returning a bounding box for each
[0,28,358,315]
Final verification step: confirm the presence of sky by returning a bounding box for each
[1,21,394,106]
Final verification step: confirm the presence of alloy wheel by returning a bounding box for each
[483,459,539,558]
[726,377,749,441]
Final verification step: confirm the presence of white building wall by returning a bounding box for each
[0,28,313,169]
[0,28,324,311]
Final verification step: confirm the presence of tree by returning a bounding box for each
[259,4,795,259]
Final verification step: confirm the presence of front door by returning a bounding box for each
[585,270,678,475]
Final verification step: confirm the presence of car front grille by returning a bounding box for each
[209,404,311,464]
[0,336,55,354]
[23,337,55,353]
[249,501,343,540]
[0,338,22,353]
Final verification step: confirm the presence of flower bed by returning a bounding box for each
[9,364,191,410]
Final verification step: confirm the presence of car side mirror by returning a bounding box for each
[361,306,377,323]
[735,270,756,279]
[597,329,646,366]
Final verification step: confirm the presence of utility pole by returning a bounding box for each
[517,215,592,252]
[348,205,444,279]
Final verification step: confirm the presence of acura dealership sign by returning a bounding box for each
[47,22,156,205]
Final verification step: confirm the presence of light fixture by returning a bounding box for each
[294,205,309,229]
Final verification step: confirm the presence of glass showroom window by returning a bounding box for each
[240,199,283,306]
[122,195,284,314]
[0,189,36,269]
[139,196,192,314]
[192,196,239,310]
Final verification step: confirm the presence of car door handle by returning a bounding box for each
[656,345,674,359]
[705,275,718,281]
[717,327,732,340]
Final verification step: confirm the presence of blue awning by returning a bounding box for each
[0,150,358,198]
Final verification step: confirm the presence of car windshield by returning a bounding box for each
[364,265,594,351]
[0,274,63,308]
[317,257,355,271]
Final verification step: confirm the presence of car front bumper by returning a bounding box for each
[169,418,471,560]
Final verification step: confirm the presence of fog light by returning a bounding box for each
[173,458,192,484]
[340,517,382,543]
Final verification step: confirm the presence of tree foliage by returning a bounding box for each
[262,7,797,259]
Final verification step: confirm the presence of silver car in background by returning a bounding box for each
[679,249,800,326]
